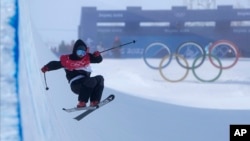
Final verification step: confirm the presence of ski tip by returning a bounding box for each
[74,117,81,121]
[108,94,115,100]
[62,108,66,110]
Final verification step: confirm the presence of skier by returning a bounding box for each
[41,39,104,108]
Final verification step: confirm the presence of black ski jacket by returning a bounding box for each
[44,39,102,83]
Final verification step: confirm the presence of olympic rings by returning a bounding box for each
[143,42,171,70]
[208,40,240,69]
[143,40,240,82]
[159,54,189,82]
[176,42,206,69]
[192,54,223,82]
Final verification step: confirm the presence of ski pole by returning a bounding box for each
[43,73,49,90]
[100,40,136,53]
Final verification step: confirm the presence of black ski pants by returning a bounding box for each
[70,75,104,103]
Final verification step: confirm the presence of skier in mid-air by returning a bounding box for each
[41,39,104,108]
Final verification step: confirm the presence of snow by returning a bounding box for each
[0,0,21,141]
[1,0,250,141]
[91,58,250,110]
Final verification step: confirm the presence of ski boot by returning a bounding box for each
[77,101,86,108]
[90,101,99,107]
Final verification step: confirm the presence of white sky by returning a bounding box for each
[27,0,250,44]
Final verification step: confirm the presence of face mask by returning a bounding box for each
[76,49,86,57]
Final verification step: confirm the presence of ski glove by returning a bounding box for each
[41,66,49,73]
[93,51,100,57]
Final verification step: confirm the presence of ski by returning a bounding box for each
[74,94,115,121]
[62,94,115,113]
[62,106,96,113]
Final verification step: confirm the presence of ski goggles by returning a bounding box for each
[76,49,86,56]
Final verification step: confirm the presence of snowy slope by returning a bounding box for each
[1,0,250,141]
[41,66,250,141]
[36,46,250,141]
[19,0,250,140]
[92,59,250,110]
[0,0,22,141]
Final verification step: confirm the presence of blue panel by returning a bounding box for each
[79,6,250,57]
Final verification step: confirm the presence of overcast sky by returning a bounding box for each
[26,0,250,44]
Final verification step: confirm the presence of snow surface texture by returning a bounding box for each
[0,0,21,141]
[2,0,250,141]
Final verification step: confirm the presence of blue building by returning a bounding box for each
[78,6,250,58]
